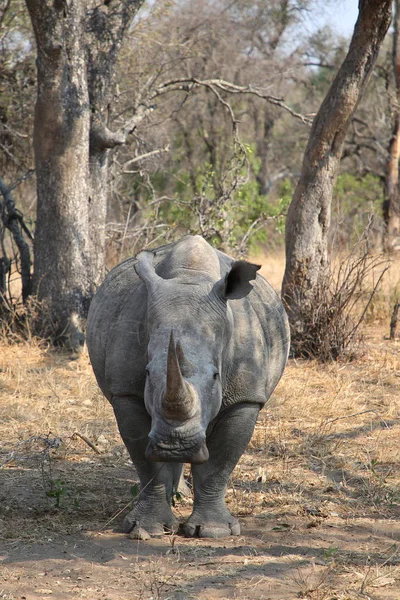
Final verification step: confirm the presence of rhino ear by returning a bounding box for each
[134,251,162,288]
[215,261,261,301]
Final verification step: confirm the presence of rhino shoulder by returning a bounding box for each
[87,257,148,400]
[223,268,290,407]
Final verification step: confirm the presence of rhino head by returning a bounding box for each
[135,249,260,464]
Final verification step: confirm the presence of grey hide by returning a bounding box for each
[86,235,290,539]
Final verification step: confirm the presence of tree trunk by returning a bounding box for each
[383,0,400,251]
[0,177,32,302]
[281,0,392,341]
[26,0,144,347]
[27,0,91,348]
[255,108,274,196]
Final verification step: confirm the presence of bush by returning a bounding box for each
[288,236,389,361]
[0,294,58,345]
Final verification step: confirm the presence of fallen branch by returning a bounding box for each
[73,431,102,454]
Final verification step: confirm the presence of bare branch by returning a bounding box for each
[90,122,126,151]
[239,214,277,254]
[121,104,157,136]
[148,77,312,125]
[122,145,170,170]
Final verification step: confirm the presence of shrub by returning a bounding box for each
[288,234,389,361]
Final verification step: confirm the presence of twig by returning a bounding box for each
[149,77,313,125]
[239,214,277,253]
[91,464,165,536]
[325,410,387,427]
[8,169,35,193]
[72,432,102,455]
[122,145,170,170]
[0,434,63,468]
[344,264,390,344]
[119,203,132,261]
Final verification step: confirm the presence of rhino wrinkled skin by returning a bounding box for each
[86,235,290,539]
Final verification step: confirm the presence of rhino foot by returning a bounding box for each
[123,505,179,539]
[181,510,240,539]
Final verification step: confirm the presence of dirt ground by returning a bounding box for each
[0,258,399,599]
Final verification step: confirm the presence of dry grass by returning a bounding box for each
[0,253,399,599]
[249,251,285,293]
[253,250,400,327]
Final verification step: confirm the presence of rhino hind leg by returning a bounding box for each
[182,402,260,539]
[113,396,181,539]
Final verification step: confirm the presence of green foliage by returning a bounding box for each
[46,478,66,508]
[333,172,383,217]
[323,546,340,563]
[275,179,294,234]
[308,67,333,95]
[171,490,183,508]
[46,478,80,509]
[134,143,291,254]
[130,483,140,498]
[332,173,384,247]
[119,163,384,258]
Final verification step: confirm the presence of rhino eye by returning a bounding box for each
[213,371,219,380]
[145,368,150,377]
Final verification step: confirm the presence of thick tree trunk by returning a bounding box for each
[383,0,400,251]
[281,0,391,339]
[25,0,144,346]
[27,0,91,346]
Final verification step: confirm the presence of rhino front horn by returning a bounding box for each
[163,330,195,421]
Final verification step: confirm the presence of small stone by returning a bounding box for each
[129,526,151,540]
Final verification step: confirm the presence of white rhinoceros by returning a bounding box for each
[86,235,290,539]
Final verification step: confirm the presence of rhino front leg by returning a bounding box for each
[182,402,260,539]
[113,396,181,539]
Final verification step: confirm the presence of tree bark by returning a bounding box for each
[383,0,400,250]
[0,177,32,302]
[281,0,392,338]
[255,108,274,196]
[25,0,144,346]
[26,0,91,345]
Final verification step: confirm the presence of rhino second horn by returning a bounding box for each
[163,331,195,420]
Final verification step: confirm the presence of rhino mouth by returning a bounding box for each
[145,437,209,464]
